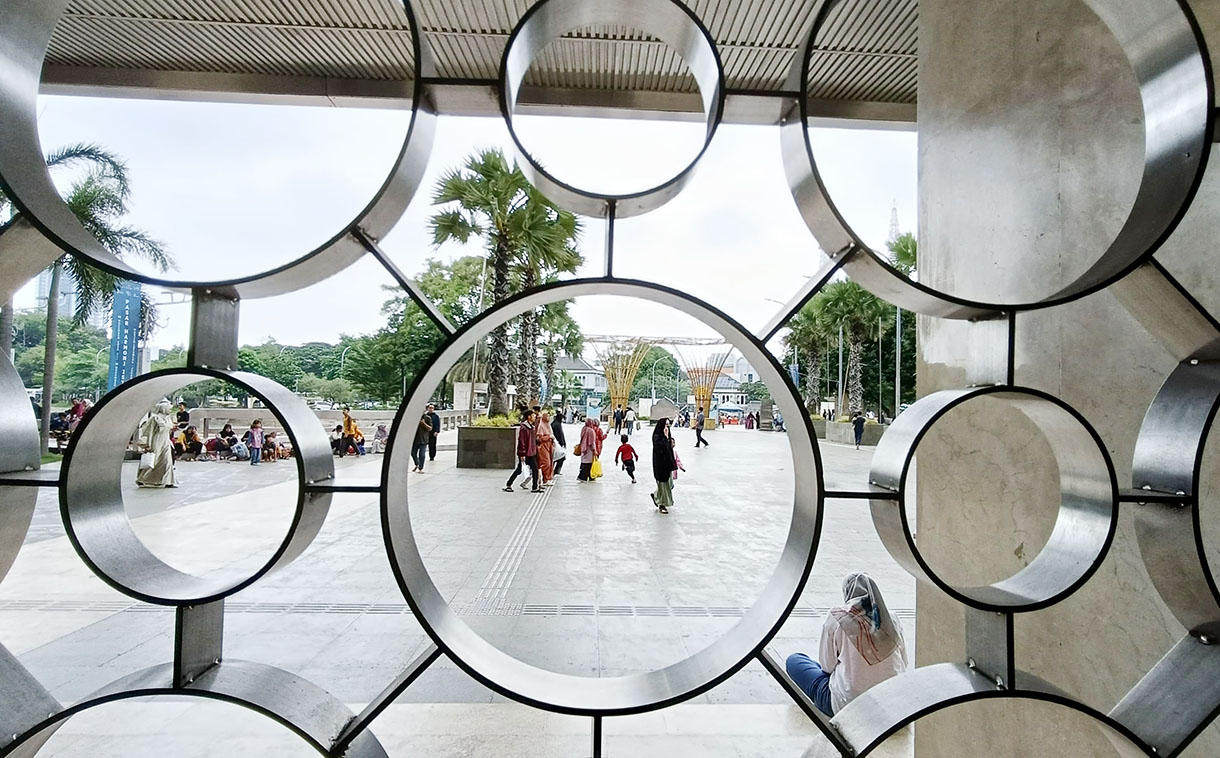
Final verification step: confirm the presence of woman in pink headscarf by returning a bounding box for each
[577,418,599,481]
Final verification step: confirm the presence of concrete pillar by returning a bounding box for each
[917,0,1220,754]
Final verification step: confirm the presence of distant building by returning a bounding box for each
[37,267,110,330]
[36,267,78,319]
[710,349,759,385]
[713,374,746,406]
[554,356,606,405]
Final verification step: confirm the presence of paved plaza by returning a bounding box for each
[1,424,915,756]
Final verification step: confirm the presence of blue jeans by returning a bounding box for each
[786,653,833,716]
[250,447,262,465]
[412,442,427,470]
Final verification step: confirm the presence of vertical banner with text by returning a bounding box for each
[108,279,142,391]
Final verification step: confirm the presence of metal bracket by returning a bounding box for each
[174,600,224,688]
[187,289,239,369]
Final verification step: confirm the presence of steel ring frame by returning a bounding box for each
[0,659,389,758]
[0,354,41,584]
[498,0,726,219]
[830,663,1154,758]
[60,369,334,606]
[1132,360,1220,639]
[780,0,1214,319]
[0,0,435,299]
[869,386,1119,612]
[382,278,822,715]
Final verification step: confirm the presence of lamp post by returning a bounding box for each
[339,345,352,376]
[467,254,489,419]
[648,357,669,400]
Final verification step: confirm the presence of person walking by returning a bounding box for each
[537,410,556,485]
[340,407,364,457]
[614,434,637,483]
[551,410,567,476]
[694,406,709,447]
[613,404,624,435]
[624,406,636,437]
[785,573,908,716]
[136,400,177,488]
[852,410,866,449]
[504,410,541,492]
[412,413,432,472]
[577,418,599,481]
[426,403,442,461]
[650,418,677,513]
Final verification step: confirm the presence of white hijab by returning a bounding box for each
[831,572,901,665]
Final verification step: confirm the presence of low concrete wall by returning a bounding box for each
[457,426,517,469]
[186,408,478,438]
[812,418,826,439]
[826,421,886,446]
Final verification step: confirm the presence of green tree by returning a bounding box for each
[0,144,171,452]
[820,281,893,415]
[553,369,582,411]
[629,346,684,402]
[429,149,582,415]
[785,297,833,412]
[539,302,583,403]
[739,380,771,403]
[297,374,355,405]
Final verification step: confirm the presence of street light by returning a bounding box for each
[648,357,669,400]
[339,345,352,376]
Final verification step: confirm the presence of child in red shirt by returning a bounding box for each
[614,434,637,484]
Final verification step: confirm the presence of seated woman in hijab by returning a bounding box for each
[786,572,908,716]
[370,424,390,454]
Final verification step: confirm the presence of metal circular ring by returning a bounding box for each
[382,278,822,715]
[0,353,42,584]
[3,660,388,758]
[1132,359,1220,639]
[498,0,726,219]
[781,0,1214,319]
[60,369,334,606]
[0,0,435,299]
[829,662,1154,758]
[869,386,1118,612]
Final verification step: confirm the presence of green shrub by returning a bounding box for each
[472,409,521,427]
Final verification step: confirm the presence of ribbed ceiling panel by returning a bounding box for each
[49,0,919,103]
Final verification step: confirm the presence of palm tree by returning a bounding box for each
[429,149,581,416]
[0,144,171,452]
[785,297,831,412]
[553,369,582,411]
[820,281,892,415]
[889,231,917,275]
[539,302,583,403]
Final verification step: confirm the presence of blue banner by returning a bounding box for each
[108,280,142,390]
[788,358,800,387]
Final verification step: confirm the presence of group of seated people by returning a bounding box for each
[169,418,294,462]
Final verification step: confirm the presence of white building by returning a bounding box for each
[554,356,606,398]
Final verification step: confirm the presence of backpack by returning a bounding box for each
[230,442,250,460]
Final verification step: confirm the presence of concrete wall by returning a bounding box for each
[917,0,1220,754]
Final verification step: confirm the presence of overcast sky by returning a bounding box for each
[21,95,916,363]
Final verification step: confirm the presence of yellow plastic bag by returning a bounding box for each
[590,457,603,479]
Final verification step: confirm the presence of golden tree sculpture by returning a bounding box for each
[679,351,732,429]
[591,338,653,413]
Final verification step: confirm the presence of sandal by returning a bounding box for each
[659,506,668,514]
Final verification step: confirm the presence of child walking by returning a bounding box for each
[246,419,264,465]
[614,434,637,483]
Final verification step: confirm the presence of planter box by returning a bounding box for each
[827,421,886,446]
[457,426,517,469]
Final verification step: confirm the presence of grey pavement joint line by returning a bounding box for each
[477,485,552,601]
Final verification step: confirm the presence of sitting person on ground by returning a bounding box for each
[262,431,279,462]
[786,572,908,717]
[329,424,344,455]
[215,423,239,459]
[181,426,204,459]
[170,427,187,459]
[371,423,390,454]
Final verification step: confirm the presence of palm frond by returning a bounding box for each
[44,143,131,198]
